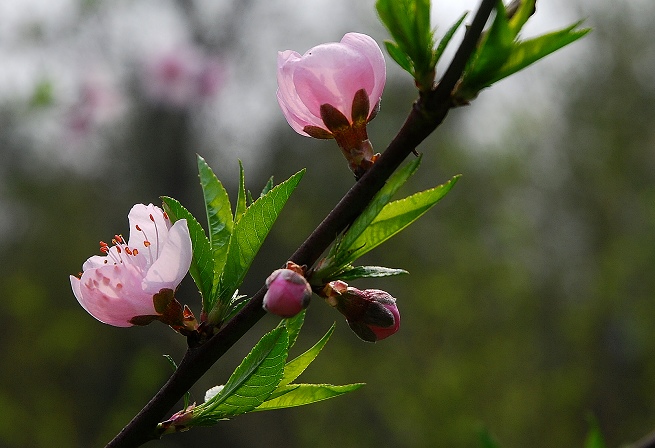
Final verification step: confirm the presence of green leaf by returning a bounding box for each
[384,40,413,74]
[193,327,289,424]
[197,155,234,309]
[254,383,364,411]
[376,0,435,85]
[161,196,214,306]
[337,156,422,257]
[280,310,306,350]
[345,175,459,263]
[222,293,250,322]
[260,176,275,197]
[278,324,335,389]
[489,23,591,85]
[332,265,409,282]
[508,0,536,35]
[464,0,514,89]
[215,170,305,315]
[235,161,247,222]
[434,12,468,67]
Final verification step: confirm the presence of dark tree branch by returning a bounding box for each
[632,430,655,448]
[106,1,496,446]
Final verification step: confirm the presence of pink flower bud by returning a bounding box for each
[277,33,386,178]
[326,285,400,342]
[70,204,193,327]
[263,268,312,318]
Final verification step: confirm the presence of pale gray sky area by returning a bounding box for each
[0,0,597,174]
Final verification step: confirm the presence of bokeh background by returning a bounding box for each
[1,0,654,447]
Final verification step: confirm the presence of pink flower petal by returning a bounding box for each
[341,33,386,116]
[142,219,192,294]
[276,33,386,135]
[73,264,155,327]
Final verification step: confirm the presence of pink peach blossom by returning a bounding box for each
[276,33,386,178]
[142,47,225,108]
[70,203,192,327]
[277,32,385,136]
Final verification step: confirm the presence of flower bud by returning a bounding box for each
[277,33,386,178]
[324,284,400,342]
[263,268,312,318]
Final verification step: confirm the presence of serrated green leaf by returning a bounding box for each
[385,40,413,74]
[434,12,468,67]
[221,290,249,322]
[280,310,306,350]
[193,327,289,424]
[277,324,335,389]
[161,196,214,306]
[196,155,233,310]
[345,175,459,263]
[254,383,364,411]
[333,266,409,282]
[215,170,305,315]
[261,176,275,197]
[235,161,247,222]
[489,23,591,86]
[337,156,422,257]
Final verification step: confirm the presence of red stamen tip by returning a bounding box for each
[149,214,155,222]
[143,241,151,247]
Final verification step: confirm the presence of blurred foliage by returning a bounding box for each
[1,1,655,448]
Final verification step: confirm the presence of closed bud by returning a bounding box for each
[325,284,400,342]
[263,268,312,318]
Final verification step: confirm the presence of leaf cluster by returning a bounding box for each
[455,0,590,101]
[158,312,362,433]
[312,155,458,285]
[376,0,467,91]
[162,155,304,326]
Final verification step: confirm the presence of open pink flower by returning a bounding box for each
[277,33,386,178]
[70,204,192,327]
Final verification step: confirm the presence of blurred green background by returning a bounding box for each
[1,1,654,447]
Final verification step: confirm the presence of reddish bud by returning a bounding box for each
[263,268,312,318]
[325,284,400,342]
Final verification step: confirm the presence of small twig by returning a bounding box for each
[105,1,496,446]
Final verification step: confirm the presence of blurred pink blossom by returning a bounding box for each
[142,47,225,108]
[70,204,192,327]
[67,73,125,137]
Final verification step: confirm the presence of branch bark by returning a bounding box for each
[106,0,496,446]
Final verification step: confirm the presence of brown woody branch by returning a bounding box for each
[106,0,496,446]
